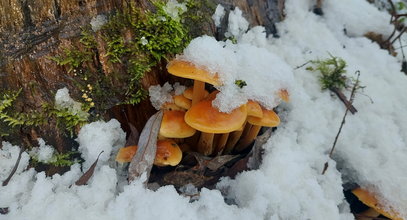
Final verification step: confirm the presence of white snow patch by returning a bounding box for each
[55,87,89,119]
[76,119,125,169]
[212,4,225,27]
[29,138,55,163]
[90,15,107,32]
[225,7,249,39]
[148,82,174,110]
[163,0,187,22]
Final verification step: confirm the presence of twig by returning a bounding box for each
[2,146,24,186]
[294,61,311,70]
[330,87,357,114]
[322,71,360,175]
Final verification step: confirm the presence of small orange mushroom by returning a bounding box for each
[185,99,247,155]
[115,140,182,166]
[235,108,280,152]
[174,95,192,110]
[224,100,262,154]
[115,145,138,163]
[160,110,196,138]
[154,140,183,166]
[183,87,209,100]
[352,187,403,220]
[167,60,221,105]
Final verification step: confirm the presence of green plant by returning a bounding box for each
[0,88,90,137]
[0,89,47,136]
[100,1,192,105]
[31,151,78,167]
[235,79,247,88]
[306,55,349,90]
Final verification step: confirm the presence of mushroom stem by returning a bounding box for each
[355,208,380,220]
[235,125,261,152]
[214,133,229,155]
[224,130,243,154]
[224,121,247,154]
[192,80,205,105]
[197,132,214,156]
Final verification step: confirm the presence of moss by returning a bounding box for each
[31,151,78,167]
[307,55,349,90]
[0,88,90,137]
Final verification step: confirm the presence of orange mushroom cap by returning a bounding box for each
[174,95,192,109]
[162,102,185,111]
[247,100,263,118]
[155,139,183,166]
[160,110,196,138]
[185,100,247,133]
[167,60,222,86]
[247,108,280,127]
[115,145,138,163]
[352,188,403,220]
[115,140,182,166]
[183,87,209,100]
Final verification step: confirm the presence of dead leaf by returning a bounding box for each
[206,155,240,171]
[128,110,163,183]
[74,151,103,186]
[0,207,9,215]
[125,123,140,147]
[2,147,24,186]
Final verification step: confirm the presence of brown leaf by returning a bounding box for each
[125,123,140,147]
[2,147,24,186]
[128,110,163,184]
[74,151,103,186]
[206,155,240,171]
[0,207,9,215]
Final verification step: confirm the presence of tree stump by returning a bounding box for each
[0,0,285,153]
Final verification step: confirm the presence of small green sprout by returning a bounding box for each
[235,80,247,89]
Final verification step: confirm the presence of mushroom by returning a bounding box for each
[115,140,182,166]
[185,99,247,155]
[160,110,196,145]
[167,60,221,105]
[183,86,209,100]
[154,139,183,166]
[223,100,263,154]
[174,94,192,110]
[235,108,280,152]
[162,102,185,111]
[352,187,402,220]
[115,145,138,163]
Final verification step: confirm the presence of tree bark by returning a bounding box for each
[0,0,285,152]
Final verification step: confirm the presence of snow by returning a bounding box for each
[163,0,187,22]
[76,119,126,170]
[1,0,407,219]
[212,5,225,27]
[90,15,108,32]
[225,8,249,39]
[55,87,89,119]
[179,36,294,112]
[148,82,174,110]
[29,139,55,163]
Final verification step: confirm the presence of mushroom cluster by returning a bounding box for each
[116,59,288,167]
